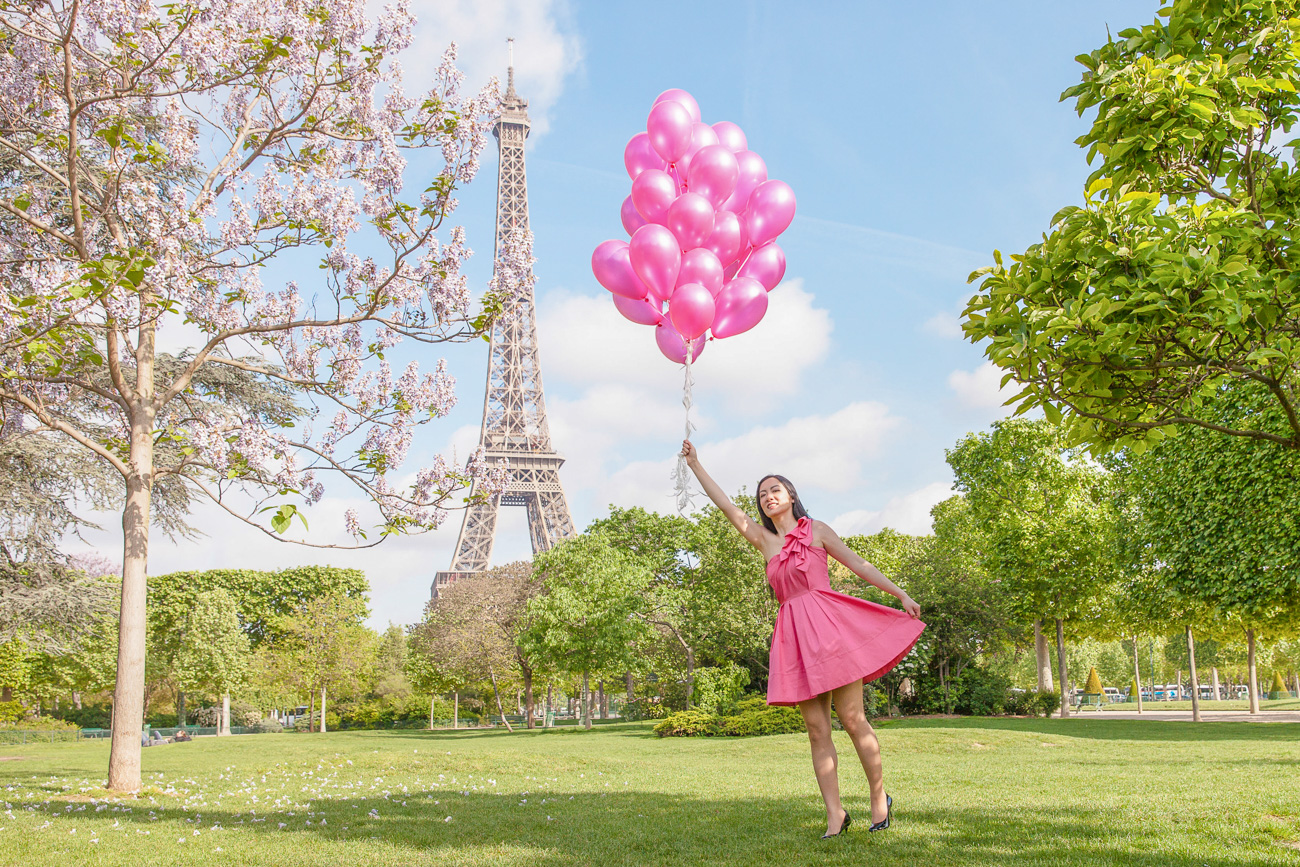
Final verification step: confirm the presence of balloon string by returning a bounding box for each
[672,339,697,514]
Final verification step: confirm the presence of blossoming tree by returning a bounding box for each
[0,1,523,791]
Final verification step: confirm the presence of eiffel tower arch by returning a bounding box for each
[432,59,576,599]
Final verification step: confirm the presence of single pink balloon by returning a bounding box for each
[711,277,769,339]
[623,132,664,180]
[629,223,682,303]
[655,320,706,364]
[612,292,663,326]
[591,240,648,300]
[723,150,768,212]
[723,259,741,281]
[737,241,786,291]
[688,145,740,209]
[669,282,716,340]
[647,100,693,164]
[703,210,744,268]
[653,88,701,124]
[677,247,724,296]
[630,169,677,225]
[744,179,797,247]
[620,195,647,236]
[712,121,748,153]
[666,191,715,251]
[677,122,721,182]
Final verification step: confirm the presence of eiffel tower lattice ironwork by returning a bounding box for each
[432,60,576,599]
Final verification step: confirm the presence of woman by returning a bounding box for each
[681,441,925,838]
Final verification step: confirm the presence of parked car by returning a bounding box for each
[1103,687,1124,703]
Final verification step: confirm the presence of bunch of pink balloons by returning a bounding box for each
[591,88,796,363]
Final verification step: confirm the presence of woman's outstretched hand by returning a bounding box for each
[900,594,921,619]
[680,440,699,468]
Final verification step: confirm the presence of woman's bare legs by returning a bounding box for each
[830,679,889,823]
[797,691,845,835]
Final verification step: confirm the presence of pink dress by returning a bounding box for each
[766,516,926,706]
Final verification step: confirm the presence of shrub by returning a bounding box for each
[1036,689,1061,717]
[230,699,259,727]
[955,669,1011,716]
[252,718,284,733]
[196,706,220,727]
[733,695,769,715]
[0,701,27,723]
[0,717,78,731]
[1269,671,1293,700]
[653,710,721,738]
[719,706,805,736]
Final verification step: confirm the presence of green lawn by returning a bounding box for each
[1,718,1298,866]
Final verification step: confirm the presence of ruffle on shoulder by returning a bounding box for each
[771,515,819,571]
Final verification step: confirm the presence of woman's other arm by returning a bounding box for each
[818,521,922,618]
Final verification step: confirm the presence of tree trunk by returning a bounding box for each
[1,687,11,703]
[453,690,458,729]
[684,646,696,710]
[581,670,591,730]
[1293,672,1299,700]
[488,664,513,733]
[176,691,186,728]
[1247,629,1260,714]
[429,695,435,730]
[1211,667,1221,701]
[73,691,82,711]
[309,689,315,732]
[939,657,950,715]
[319,686,326,734]
[546,684,552,728]
[107,395,157,793]
[1035,619,1053,691]
[1055,618,1069,719]
[523,664,535,730]
[625,671,634,705]
[1131,635,1143,713]
[515,687,523,716]
[1186,626,1200,723]
[598,680,606,720]
[1174,670,1181,701]
[219,693,231,736]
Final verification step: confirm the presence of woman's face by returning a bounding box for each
[758,477,791,518]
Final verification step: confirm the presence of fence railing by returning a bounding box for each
[0,729,82,745]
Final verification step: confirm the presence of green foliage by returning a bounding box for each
[947,419,1117,628]
[688,664,750,715]
[524,535,653,679]
[1083,667,1106,696]
[1005,689,1063,718]
[1112,382,1300,627]
[1269,670,1292,699]
[172,588,251,698]
[652,709,721,737]
[0,700,26,723]
[653,704,806,738]
[904,666,1015,716]
[964,0,1300,453]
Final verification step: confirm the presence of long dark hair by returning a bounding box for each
[755,473,810,533]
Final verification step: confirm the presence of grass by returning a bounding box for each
[1,718,1298,866]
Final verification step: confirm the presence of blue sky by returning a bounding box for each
[79,1,1158,628]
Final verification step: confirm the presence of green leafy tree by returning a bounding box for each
[1112,382,1300,713]
[172,589,250,735]
[270,593,372,733]
[964,1,1300,454]
[523,534,652,729]
[947,419,1118,717]
[903,497,1018,714]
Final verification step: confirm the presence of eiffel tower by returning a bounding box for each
[432,51,576,599]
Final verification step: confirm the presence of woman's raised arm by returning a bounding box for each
[681,440,771,550]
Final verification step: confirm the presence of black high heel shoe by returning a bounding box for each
[868,794,893,832]
[820,809,852,839]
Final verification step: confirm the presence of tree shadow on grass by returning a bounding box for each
[882,716,1300,743]
[42,787,1286,867]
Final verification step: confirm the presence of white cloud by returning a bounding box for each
[948,361,1018,410]
[921,310,963,340]
[598,401,901,514]
[538,278,832,414]
[399,0,583,135]
[830,481,953,537]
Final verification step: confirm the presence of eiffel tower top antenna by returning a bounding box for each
[432,44,576,599]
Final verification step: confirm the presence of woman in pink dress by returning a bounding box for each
[681,441,925,838]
